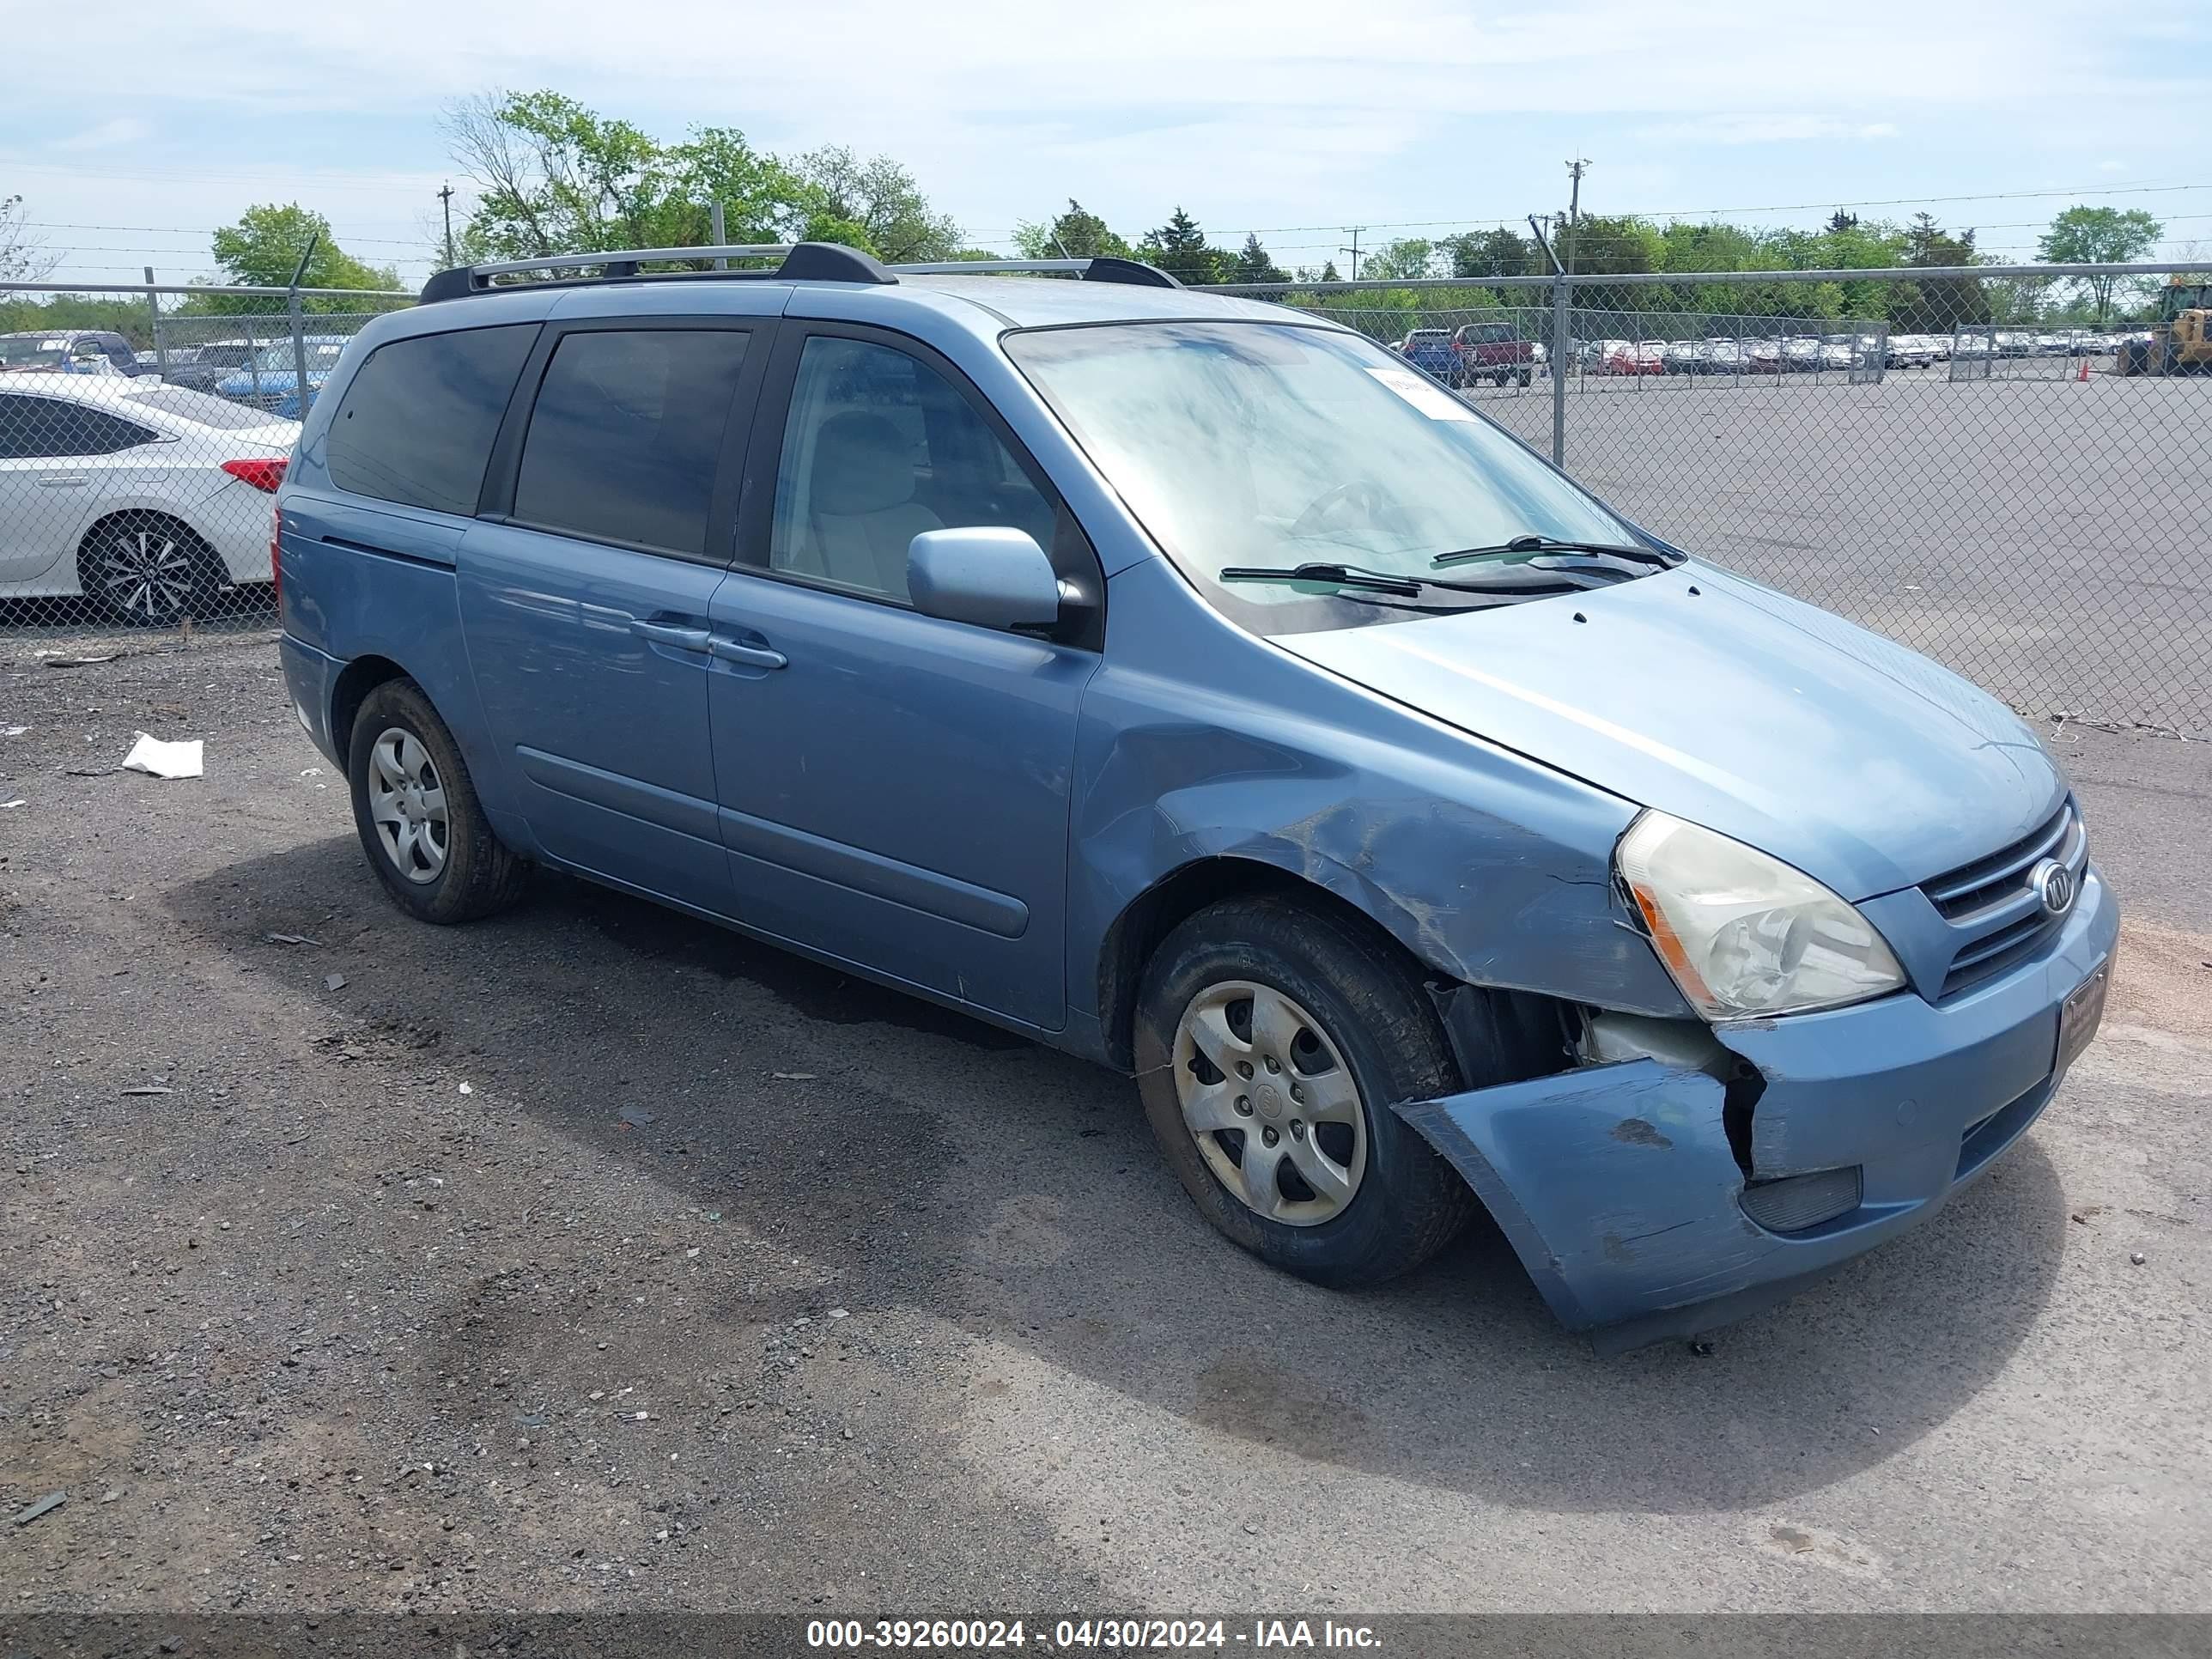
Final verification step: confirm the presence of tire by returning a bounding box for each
[76,513,226,628]
[1133,895,1478,1288]
[347,678,528,924]
[1517,368,1534,387]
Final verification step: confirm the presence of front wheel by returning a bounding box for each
[1133,896,1478,1287]
[347,678,529,924]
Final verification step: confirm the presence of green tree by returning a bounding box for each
[1362,238,1436,282]
[444,93,806,263]
[0,291,149,343]
[1139,208,1225,285]
[1231,232,1288,285]
[1441,228,1534,279]
[787,146,961,263]
[2037,205,2164,323]
[1894,213,1989,332]
[444,91,695,259]
[1014,199,1133,261]
[206,204,398,313]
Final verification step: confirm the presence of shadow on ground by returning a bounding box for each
[172,836,2063,1517]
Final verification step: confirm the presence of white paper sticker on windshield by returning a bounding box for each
[1365,366,1476,421]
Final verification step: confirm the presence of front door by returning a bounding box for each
[706,325,1102,1030]
[459,319,769,915]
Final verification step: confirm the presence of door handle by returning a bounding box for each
[708,635,787,670]
[629,619,712,651]
[37,476,90,488]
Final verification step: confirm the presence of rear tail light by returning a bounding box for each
[269,503,282,611]
[222,457,288,493]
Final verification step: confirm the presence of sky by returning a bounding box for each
[6,0,2211,291]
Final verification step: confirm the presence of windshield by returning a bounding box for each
[0,337,71,370]
[1005,321,1639,633]
[251,342,345,373]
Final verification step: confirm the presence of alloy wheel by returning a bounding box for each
[95,526,199,624]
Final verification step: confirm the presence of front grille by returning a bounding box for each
[1923,798,2087,998]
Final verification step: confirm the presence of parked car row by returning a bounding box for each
[1386,325,1538,387]
[1388,325,2135,385]
[0,330,152,377]
[2,331,355,418]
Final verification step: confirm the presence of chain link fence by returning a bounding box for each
[4,262,2208,736]
[0,280,411,648]
[1210,260,2212,737]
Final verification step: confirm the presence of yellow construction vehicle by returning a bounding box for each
[2117,277,2212,374]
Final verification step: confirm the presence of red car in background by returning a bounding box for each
[1451,321,1536,387]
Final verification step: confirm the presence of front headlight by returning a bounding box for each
[1615,811,1905,1021]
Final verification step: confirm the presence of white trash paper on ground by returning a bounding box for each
[121,732,204,780]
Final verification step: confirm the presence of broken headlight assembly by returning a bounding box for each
[1615,811,1905,1022]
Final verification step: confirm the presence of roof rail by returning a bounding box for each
[416,240,1180,302]
[419,241,896,302]
[886,255,1182,289]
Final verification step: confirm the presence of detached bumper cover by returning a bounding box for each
[1397,866,2117,1350]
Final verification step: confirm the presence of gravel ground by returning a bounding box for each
[2,635,2208,1619]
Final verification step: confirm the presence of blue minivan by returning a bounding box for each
[275,243,2115,1350]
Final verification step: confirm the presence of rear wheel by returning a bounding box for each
[1517,368,1534,387]
[1134,896,1478,1287]
[76,513,225,627]
[347,678,528,924]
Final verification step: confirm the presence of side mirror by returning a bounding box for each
[907,526,1062,630]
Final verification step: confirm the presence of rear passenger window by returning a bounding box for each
[327,325,537,515]
[0,394,157,459]
[511,329,750,557]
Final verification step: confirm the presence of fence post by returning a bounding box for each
[1550,273,1571,468]
[286,234,318,422]
[142,267,169,376]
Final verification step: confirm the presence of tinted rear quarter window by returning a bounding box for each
[0,394,159,459]
[326,325,537,514]
[511,328,750,556]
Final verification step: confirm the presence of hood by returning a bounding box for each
[1274,563,2063,899]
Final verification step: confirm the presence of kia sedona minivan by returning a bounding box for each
[275,241,2114,1351]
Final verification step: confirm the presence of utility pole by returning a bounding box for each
[437,183,456,268]
[1339,226,1364,281]
[710,203,727,270]
[1563,157,1589,275]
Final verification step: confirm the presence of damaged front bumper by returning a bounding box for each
[1398,865,2117,1352]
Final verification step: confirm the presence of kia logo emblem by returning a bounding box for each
[2032,859,2075,917]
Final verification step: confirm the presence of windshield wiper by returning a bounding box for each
[1219,562,1430,596]
[1431,535,1679,570]
[1218,562,1591,601]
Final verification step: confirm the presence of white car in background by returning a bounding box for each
[0,374,298,625]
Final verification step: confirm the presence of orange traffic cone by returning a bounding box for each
[2078,355,2091,382]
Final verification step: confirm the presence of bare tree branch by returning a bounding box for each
[1,194,62,283]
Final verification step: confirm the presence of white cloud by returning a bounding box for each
[2,0,2204,284]
[1633,115,1903,146]
[49,118,152,152]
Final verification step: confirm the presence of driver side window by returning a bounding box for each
[768,336,1054,604]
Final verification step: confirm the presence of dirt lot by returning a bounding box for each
[3,635,2209,1620]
